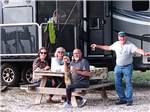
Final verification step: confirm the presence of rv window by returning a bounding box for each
[132,0,149,11]
[3,6,33,23]
[1,25,38,54]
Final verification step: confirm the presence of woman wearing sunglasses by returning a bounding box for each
[32,47,56,102]
[33,47,50,71]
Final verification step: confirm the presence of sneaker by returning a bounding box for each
[126,101,133,106]
[33,82,40,87]
[78,98,87,108]
[28,82,39,90]
[63,102,72,108]
[115,100,127,105]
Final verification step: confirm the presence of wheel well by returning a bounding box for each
[1,63,20,86]
[1,62,33,86]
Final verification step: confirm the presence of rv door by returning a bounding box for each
[85,1,112,58]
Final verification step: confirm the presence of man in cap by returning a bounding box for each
[91,31,150,106]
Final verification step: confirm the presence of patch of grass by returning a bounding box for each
[107,71,115,81]
[107,70,150,84]
[132,71,150,83]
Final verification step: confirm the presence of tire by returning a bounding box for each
[22,67,33,84]
[1,63,21,86]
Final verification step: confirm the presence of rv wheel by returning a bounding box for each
[22,67,33,84]
[1,63,21,86]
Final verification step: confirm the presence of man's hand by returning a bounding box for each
[144,52,150,56]
[91,44,97,50]
[63,56,70,63]
[43,66,50,70]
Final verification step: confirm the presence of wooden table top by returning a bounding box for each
[33,70,64,77]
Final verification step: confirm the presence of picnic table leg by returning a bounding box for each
[71,96,78,107]
[35,76,47,104]
[100,89,108,104]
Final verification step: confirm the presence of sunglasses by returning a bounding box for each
[58,51,64,53]
[40,52,47,54]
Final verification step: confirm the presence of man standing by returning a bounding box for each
[63,49,91,108]
[91,31,150,106]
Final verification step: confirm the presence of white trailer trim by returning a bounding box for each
[113,14,150,26]
[0,53,37,56]
[0,23,39,27]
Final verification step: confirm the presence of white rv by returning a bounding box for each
[0,0,150,86]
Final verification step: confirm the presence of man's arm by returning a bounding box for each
[76,70,91,77]
[71,68,91,77]
[135,48,150,56]
[91,44,112,51]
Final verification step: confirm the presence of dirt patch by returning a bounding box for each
[0,87,150,112]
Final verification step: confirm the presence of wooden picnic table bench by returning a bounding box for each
[20,67,114,107]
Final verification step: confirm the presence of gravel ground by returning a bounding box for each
[0,87,150,112]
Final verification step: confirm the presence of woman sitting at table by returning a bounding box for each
[33,47,50,71]
[32,47,56,103]
[46,47,69,103]
[51,47,69,72]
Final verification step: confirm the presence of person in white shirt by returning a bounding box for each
[51,47,66,72]
[47,47,69,103]
[91,31,150,106]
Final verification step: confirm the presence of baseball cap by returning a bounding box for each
[118,31,126,37]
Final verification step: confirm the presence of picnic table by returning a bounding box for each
[30,70,66,104]
[20,67,113,107]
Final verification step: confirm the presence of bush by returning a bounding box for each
[107,70,150,84]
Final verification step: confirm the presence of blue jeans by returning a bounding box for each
[114,64,133,102]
